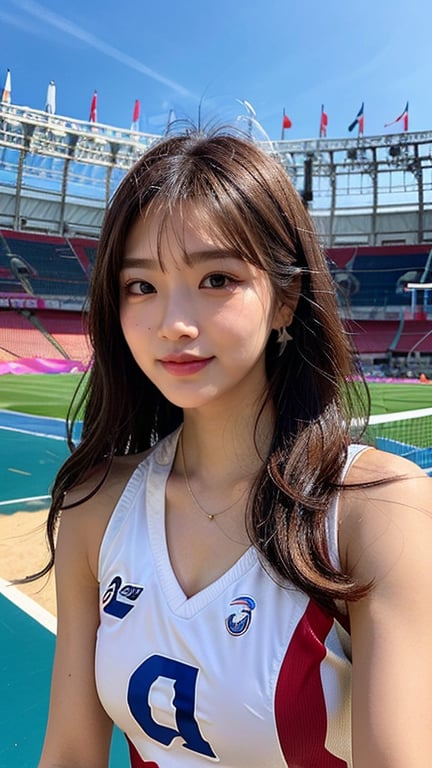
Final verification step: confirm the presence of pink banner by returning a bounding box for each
[0,358,87,375]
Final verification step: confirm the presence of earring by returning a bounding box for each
[276,326,292,356]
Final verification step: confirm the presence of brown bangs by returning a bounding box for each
[121,132,302,285]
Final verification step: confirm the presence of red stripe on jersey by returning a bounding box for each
[126,734,159,767]
[275,600,348,767]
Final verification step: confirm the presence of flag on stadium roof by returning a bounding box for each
[384,102,409,132]
[319,104,328,138]
[131,99,141,131]
[282,111,292,129]
[89,90,98,123]
[45,80,56,115]
[281,108,292,139]
[348,102,364,135]
[1,68,11,104]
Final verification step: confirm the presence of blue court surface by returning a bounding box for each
[0,409,81,514]
[0,410,128,767]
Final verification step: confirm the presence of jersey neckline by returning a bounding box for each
[145,428,258,619]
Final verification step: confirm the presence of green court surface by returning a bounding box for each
[1,373,432,419]
[0,373,84,419]
[368,381,432,414]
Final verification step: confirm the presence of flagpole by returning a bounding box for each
[131,99,140,132]
[319,105,324,138]
[89,90,97,123]
[404,101,409,132]
[358,102,364,138]
[281,108,285,141]
[45,80,56,115]
[348,102,364,138]
[1,68,11,104]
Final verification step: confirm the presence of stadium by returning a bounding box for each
[1,100,432,374]
[1,101,432,406]
[1,97,432,768]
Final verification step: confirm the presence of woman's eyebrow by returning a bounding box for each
[121,249,242,270]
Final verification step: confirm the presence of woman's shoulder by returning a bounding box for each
[63,448,152,514]
[344,443,428,485]
[60,426,180,531]
[339,445,432,579]
[58,447,153,579]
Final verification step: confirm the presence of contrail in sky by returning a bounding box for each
[10,0,194,98]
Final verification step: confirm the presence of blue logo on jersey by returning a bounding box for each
[102,576,143,619]
[225,595,256,636]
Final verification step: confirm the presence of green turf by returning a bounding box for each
[0,374,432,420]
[368,382,432,415]
[0,373,85,418]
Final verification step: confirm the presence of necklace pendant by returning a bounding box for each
[208,514,214,521]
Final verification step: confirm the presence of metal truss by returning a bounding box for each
[264,132,432,245]
[1,102,432,243]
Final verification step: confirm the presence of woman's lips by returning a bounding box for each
[158,356,214,376]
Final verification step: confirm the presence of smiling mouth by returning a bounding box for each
[158,356,214,376]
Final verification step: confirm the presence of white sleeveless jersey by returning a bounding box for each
[96,429,366,767]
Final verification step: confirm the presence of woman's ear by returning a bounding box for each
[272,274,301,331]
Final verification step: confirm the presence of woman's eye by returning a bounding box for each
[126,280,155,295]
[201,273,236,289]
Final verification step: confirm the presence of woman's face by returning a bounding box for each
[119,206,290,415]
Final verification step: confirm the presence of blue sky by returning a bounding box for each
[0,0,431,141]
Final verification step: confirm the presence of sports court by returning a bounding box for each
[0,410,127,767]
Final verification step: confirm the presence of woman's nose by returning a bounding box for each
[158,291,199,340]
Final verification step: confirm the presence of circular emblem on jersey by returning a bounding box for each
[225,595,256,636]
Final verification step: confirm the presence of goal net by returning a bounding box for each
[363,406,432,473]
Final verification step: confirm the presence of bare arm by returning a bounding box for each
[341,450,432,767]
[37,500,113,768]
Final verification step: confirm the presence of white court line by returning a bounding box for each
[0,425,66,440]
[0,408,65,423]
[0,576,57,634]
[0,495,50,507]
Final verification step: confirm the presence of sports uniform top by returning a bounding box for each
[96,428,367,768]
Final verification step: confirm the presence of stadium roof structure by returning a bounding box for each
[1,101,432,246]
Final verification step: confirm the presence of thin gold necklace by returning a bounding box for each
[179,433,245,521]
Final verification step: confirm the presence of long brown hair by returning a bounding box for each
[37,128,370,609]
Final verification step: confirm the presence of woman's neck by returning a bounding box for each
[178,398,274,485]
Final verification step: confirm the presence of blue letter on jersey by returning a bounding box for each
[128,655,216,759]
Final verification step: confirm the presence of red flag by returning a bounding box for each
[1,69,11,104]
[282,113,292,129]
[131,99,141,130]
[319,105,328,137]
[384,102,409,132]
[132,99,140,123]
[89,90,98,123]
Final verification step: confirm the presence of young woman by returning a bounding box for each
[37,130,432,768]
